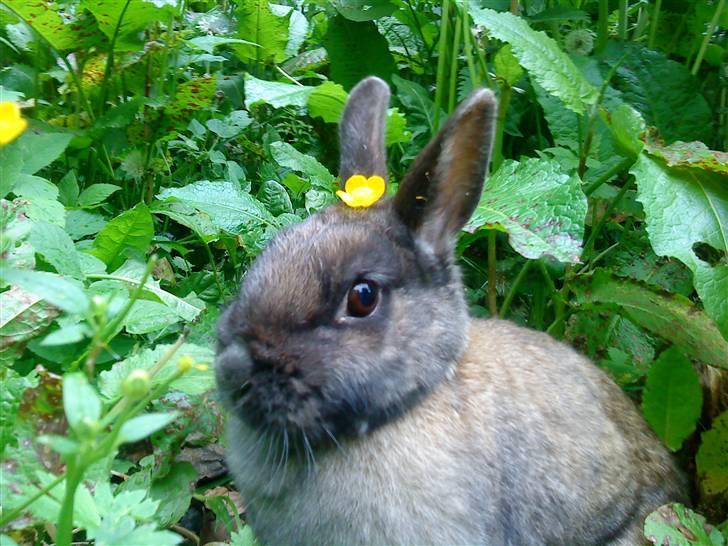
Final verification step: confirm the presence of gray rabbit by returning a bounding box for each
[216,77,686,545]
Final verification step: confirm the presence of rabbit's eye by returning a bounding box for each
[347,281,379,317]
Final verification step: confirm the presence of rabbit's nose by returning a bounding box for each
[215,340,254,402]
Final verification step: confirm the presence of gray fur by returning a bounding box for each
[216,78,686,546]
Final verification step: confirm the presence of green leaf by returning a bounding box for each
[90,515,182,546]
[323,16,396,90]
[0,268,89,315]
[230,526,262,546]
[630,154,728,339]
[258,180,293,215]
[644,504,725,545]
[0,141,23,198]
[66,210,107,240]
[598,42,713,144]
[163,76,217,130]
[57,171,80,207]
[494,44,523,86]
[63,373,102,435]
[642,346,702,450]
[150,200,220,243]
[391,74,439,136]
[98,343,215,401]
[0,287,58,365]
[90,203,154,271]
[572,270,728,369]
[308,81,348,123]
[330,0,395,21]
[118,412,179,444]
[77,184,122,208]
[644,140,728,175]
[269,142,337,189]
[40,322,91,346]
[244,73,314,109]
[157,180,276,234]
[606,104,645,159]
[0,368,38,455]
[234,0,289,64]
[465,158,587,263]
[206,111,252,139]
[187,36,257,54]
[124,300,183,335]
[468,7,597,114]
[148,462,197,527]
[696,411,728,497]
[29,221,84,279]
[81,0,176,51]
[15,132,73,175]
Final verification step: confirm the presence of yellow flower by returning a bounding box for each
[0,102,28,145]
[336,174,385,208]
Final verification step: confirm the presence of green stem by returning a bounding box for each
[99,0,132,116]
[447,10,463,114]
[462,9,480,87]
[487,231,497,316]
[55,460,84,546]
[0,474,66,527]
[433,0,452,131]
[499,260,532,318]
[691,0,725,76]
[203,241,225,298]
[596,0,609,53]
[618,0,629,41]
[647,0,662,49]
[584,156,633,196]
[582,176,634,260]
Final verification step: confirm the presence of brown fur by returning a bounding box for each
[216,77,686,545]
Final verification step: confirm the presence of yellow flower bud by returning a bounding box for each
[122,369,151,400]
[336,174,385,208]
[177,355,196,373]
[0,102,28,145]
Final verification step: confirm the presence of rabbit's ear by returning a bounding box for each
[339,77,391,185]
[394,89,497,251]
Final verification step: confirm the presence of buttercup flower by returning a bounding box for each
[336,174,385,208]
[0,102,28,145]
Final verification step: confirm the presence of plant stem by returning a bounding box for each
[487,231,497,316]
[499,260,532,318]
[647,0,662,49]
[582,176,634,260]
[433,0,451,130]
[99,0,132,116]
[462,9,480,87]
[618,0,628,41]
[448,10,463,113]
[584,156,633,196]
[691,0,725,76]
[596,0,609,53]
[0,474,66,527]
[55,459,84,546]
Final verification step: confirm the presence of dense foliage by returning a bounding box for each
[0,0,726,544]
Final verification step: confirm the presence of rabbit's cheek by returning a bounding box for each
[215,339,254,408]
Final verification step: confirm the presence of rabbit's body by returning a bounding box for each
[217,78,685,545]
[225,319,683,546]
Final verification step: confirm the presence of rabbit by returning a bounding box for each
[216,76,686,546]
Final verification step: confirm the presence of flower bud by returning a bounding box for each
[177,355,195,373]
[122,369,151,400]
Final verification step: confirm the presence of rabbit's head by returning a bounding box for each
[217,77,496,445]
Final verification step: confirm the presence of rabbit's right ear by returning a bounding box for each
[394,89,497,253]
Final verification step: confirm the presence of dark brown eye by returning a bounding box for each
[347,280,379,317]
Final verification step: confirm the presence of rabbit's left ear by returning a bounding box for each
[339,77,391,185]
[394,89,497,252]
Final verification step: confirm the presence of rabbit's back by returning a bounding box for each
[226,318,684,546]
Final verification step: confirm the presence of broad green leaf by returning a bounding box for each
[163,76,217,130]
[330,0,395,21]
[94,99,143,130]
[598,42,713,144]
[468,7,597,114]
[494,45,523,86]
[606,104,645,159]
[90,203,154,271]
[391,75,439,136]
[157,180,276,233]
[124,300,183,334]
[81,0,176,51]
[696,411,728,497]
[66,210,107,240]
[572,270,728,369]
[150,200,220,242]
[12,175,58,201]
[644,140,728,175]
[29,221,83,279]
[118,412,179,444]
[308,81,348,123]
[269,142,337,189]
[0,268,89,315]
[644,504,725,545]
[465,158,587,263]
[234,0,289,64]
[631,154,728,339]
[244,73,314,109]
[0,287,57,365]
[77,184,122,208]
[258,180,293,215]
[98,343,215,401]
[206,111,252,139]
[63,373,102,435]
[89,515,182,546]
[40,322,91,346]
[642,346,702,450]
[0,368,38,454]
[57,171,79,207]
[323,16,396,90]
[271,5,307,57]
[148,462,197,527]
[15,132,73,175]
[187,36,257,54]
[0,141,23,198]
[21,471,101,531]
[1,0,104,50]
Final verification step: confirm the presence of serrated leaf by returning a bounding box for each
[642,346,702,450]
[244,73,314,109]
[494,44,523,86]
[89,515,182,546]
[98,343,214,401]
[323,16,396,90]
[118,412,179,444]
[29,221,83,279]
[465,158,587,263]
[258,180,293,215]
[269,142,337,189]
[631,154,728,339]
[696,411,728,497]
[63,373,102,434]
[90,203,154,271]
[78,184,122,208]
[573,270,728,369]
[468,7,597,114]
[234,0,289,64]
[150,200,220,242]
[644,504,724,545]
[0,268,89,315]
